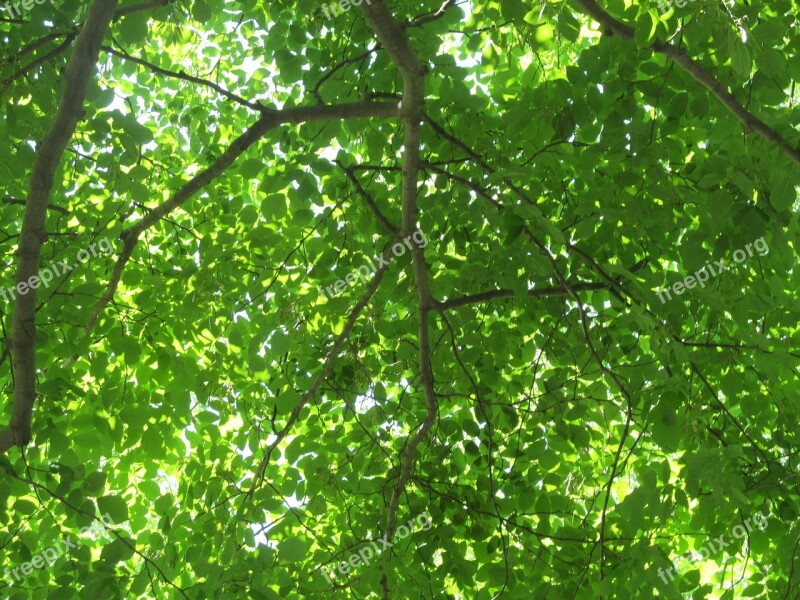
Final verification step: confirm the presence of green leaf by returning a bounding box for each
[728,35,752,79]
[277,537,308,562]
[2,3,796,597]
[634,12,657,48]
[98,496,129,524]
[100,538,135,564]
[119,14,149,45]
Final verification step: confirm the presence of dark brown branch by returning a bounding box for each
[360,3,433,598]
[0,0,118,456]
[532,236,634,589]
[1,33,76,91]
[422,163,499,205]
[436,281,609,310]
[2,31,73,67]
[336,160,400,235]
[1,0,172,90]
[102,45,265,113]
[245,246,395,500]
[406,0,458,27]
[690,362,772,464]
[2,197,68,215]
[312,46,379,103]
[576,0,800,165]
[7,469,188,597]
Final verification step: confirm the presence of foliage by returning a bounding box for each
[0,0,799,598]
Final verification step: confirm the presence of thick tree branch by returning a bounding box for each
[360,3,434,598]
[0,0,118,456]
[575,0,800,165]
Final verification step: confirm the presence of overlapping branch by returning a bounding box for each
[1,1,174,90]
[5,80,395,450]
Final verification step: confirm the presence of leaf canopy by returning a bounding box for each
[1,0,799,598]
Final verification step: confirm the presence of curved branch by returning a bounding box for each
[0,33,76,91]
[79,101,398,342]
[7,469,188,597]
[1,0,173,91]
[336,160,400,235]
[2,31,73,67]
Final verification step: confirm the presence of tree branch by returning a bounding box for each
[360,3,434,598]
[0,33,77,91]
[336,160,400,235]
[0,0,118,456]
[78,100,398,342]
[245,246,395,502]
[102,45,266,113]
[1,0,173,91]
[2,197,68,215]
[575,0,800,165]
[2,31,73,67]
[435,281,609,310]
